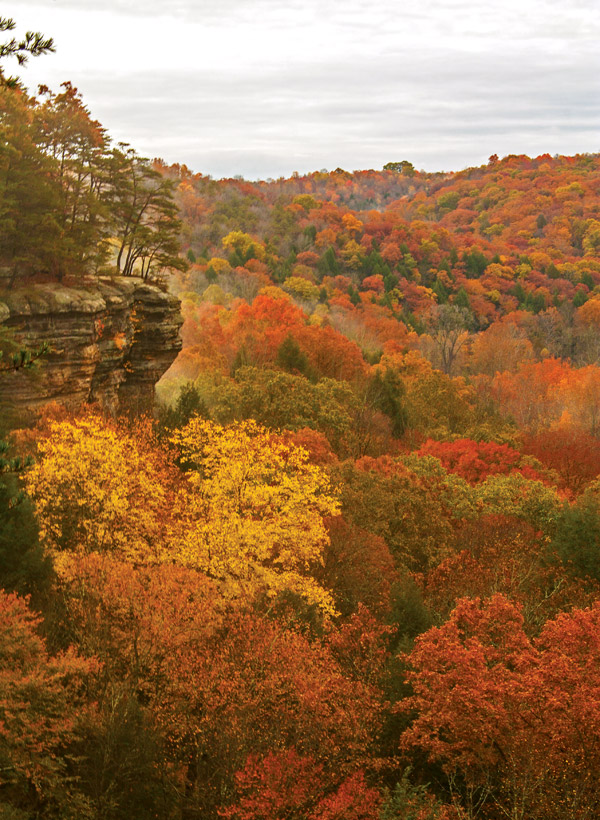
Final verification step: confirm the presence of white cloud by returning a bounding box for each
[10,0,600,178]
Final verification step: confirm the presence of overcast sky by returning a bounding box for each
[11,0,600,180]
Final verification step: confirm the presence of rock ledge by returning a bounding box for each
[0,277,183,419]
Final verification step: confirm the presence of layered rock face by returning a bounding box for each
[0,277,182,420]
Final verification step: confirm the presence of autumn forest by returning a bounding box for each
[2,17,600,820]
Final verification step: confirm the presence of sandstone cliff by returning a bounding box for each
[0,277,182,421]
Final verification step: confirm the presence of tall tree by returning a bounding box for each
[109,146,187,279]
[423,304,472,375]
[34,83,111,277]
[0,85,62,279]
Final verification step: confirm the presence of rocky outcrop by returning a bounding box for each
[0,277,182,421]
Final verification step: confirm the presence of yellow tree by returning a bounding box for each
[171,418,340,614]
[26,414,339,614]
[222,230,266,264]
[25,416,176,567]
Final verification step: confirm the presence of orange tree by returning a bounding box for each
[399,595,600,819]
[0,591,97,818]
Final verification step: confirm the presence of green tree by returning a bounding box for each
[0,415,53,601]
[0,325,48,373]
[462,248,488,278]
[235,367,355,449]
[0,85,63,280]
[276,333,311,376]
[318,246,340,276]
[432,278,449,304]
[348,284,361,306]
[550,489,600,582]
[159,381,209,431]
[34,82,112,277]
[108,146,187,280]
[453,286,471,310]
[0,21,59,282]
[0,470,51,600]
[383,160,416,176]
[367,368,407,437]
[0,17,54,88]
[381,768,449,820]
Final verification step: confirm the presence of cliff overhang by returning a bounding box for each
[0,277,183,420]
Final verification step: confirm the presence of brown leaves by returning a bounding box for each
[0,591,97,810]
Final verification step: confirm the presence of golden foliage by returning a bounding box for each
[26,414,338,614]
[171,418,340,613]
[25,416,174,567]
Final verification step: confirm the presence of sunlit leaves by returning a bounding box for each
[25,416,175,565]
[26,413,339,614]
[171,417,339,613]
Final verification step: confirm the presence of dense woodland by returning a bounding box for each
[2,17,600,820]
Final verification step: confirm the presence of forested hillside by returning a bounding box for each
[2,17,600,819]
